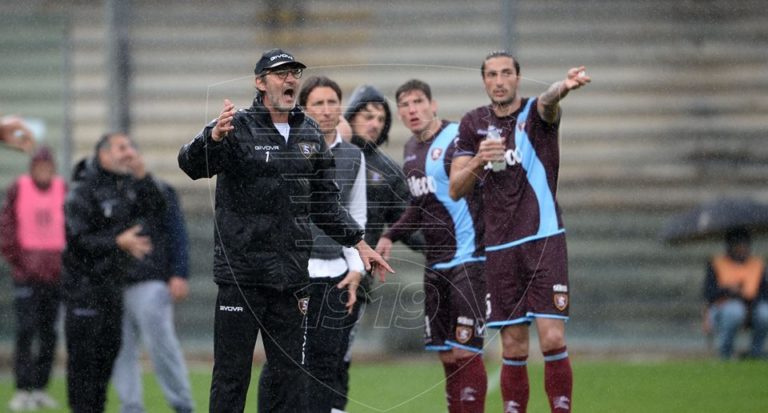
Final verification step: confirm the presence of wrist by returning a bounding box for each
[470,154,486,171]
[207,126,224,143]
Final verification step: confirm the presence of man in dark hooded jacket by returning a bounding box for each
[344,85,425,251]
[62,132,166,413]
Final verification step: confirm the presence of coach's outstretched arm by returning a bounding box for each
[537,66,591,124]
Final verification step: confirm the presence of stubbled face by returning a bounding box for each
[482,56,520,106]
[31,161,55,188]
[397,89,438,137]
[350,102,386,143]
[304,86,341,138]
[99,134,137,175]
[256,67,302,113]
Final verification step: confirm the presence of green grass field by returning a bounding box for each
[2,358,767,412]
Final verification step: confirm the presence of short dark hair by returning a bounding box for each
[94,132,133,155]
[481,50,520,78]
[725,227,751,246]
[299,76,342,108]
[395,79,432,103]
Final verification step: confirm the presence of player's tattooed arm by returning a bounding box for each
[537,66,591,123]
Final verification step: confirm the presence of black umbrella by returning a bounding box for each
[660,196,768,244]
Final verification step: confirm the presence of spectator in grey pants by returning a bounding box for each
[111,151,194,413]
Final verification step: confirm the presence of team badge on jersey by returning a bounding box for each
[297,142,318,158]
[456,326,473,343]
[431,147,443,160]
[297,297,310,315]
[553,293,568,312]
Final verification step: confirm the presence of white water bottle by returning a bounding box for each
[486,125,506,172]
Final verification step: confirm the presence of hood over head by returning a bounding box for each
[344,84,392,147]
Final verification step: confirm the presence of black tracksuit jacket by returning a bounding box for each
[61,157,167,299]
[178,98,364,290]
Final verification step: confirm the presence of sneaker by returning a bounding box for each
[30,390,59,409]
[8,391,34,412]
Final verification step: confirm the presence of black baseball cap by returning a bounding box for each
[254,48,307,75]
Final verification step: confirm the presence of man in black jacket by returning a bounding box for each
[344,85,424,250]
[178,48,392,413]
[62,132,167,413]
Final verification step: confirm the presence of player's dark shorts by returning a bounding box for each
[423,261,486,353]
[485,233,569,328]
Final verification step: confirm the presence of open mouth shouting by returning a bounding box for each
[283,87,295,100]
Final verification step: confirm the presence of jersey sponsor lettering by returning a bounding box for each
[219,305,244,312]
[482,146,523,171]
[407,175,437,197]
[504,147,523,167]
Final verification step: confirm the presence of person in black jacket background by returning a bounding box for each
[62,132,166,413]
[178,48,392,413]
[344,84,425,251]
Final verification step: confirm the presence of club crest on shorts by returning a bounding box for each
[297,297,309,315]
[456,326,474,344]
[553,293,568,312]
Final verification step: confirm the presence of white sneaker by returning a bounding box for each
[8,391,34,412]
[30,390,60,409]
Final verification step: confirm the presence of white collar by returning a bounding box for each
[328,131,343,149]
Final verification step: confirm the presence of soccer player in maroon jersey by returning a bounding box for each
[449,51,590,413]
[376,79,487,413]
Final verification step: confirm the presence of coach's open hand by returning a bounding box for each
[356,240,395,281]
[211,99,236,141]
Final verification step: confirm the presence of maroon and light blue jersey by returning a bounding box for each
[454,97,565,251]
[384,121,485,268]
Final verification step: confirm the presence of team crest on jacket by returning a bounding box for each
[431,148,443,160]
[456,326,473,343]
[298,297,310,315]
[553,293,568,312]
[297,142,318,158]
